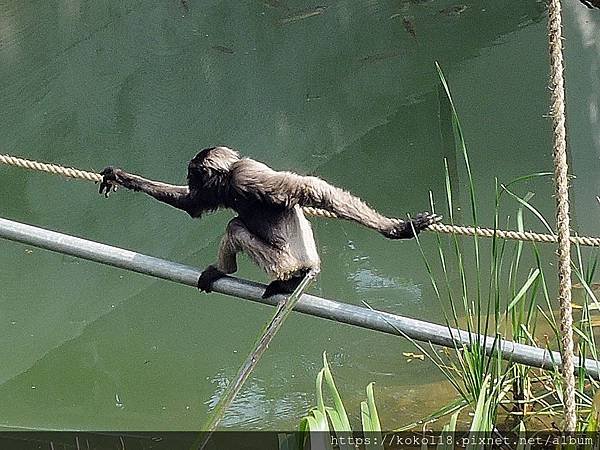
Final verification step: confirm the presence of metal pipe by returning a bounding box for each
[0,216,597,379]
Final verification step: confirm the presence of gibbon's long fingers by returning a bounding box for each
[98,166,123,197]
[380,212,441,239]
[404,212,442,237]
[416,211,443,229]
[98,179,115,197]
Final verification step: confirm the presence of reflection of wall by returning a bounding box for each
[315,90,447,214]
[0,0,566,432]
[308,91,451,316]
[565,1,600,236]
[0,0,547,174]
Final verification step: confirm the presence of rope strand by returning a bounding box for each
[2,153,600,247]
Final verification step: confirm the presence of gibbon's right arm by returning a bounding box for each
[99,166,198,216]
[231,159,440,239]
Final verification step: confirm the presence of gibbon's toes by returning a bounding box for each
[197,265,226,293]
[262,280,287,299]
[262,277,302,299]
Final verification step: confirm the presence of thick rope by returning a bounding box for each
[0,154,102,182]
[304,207,600,247]
[2,153,600,248]
[548,0,576,431]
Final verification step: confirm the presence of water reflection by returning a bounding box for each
[1,0,596,432]
[564,1,600,235]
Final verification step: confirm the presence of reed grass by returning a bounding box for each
[291,64,600,446]
[404,64,600,435]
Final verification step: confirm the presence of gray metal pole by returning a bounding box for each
[0,216,597,379]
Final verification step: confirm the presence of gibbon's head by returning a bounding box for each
[188,146,240,187]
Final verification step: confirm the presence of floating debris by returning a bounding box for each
[181,0,189,13]
[279,6,326,24]
[115,393,124,408]
[440,5,468,16]
[402,352,425,361]
[212,45,235,54]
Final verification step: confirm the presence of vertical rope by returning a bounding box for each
[547,0,576,431]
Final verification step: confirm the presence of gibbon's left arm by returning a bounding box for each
[99,166,197,215]
[231,159,440,239]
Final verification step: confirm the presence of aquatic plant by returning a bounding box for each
[401,65,600,433]
[281,352,381,450]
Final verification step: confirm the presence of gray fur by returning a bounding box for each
[99,146,439,288]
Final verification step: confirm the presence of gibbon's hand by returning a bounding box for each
[382,212,442,239]
[98,166,122,197]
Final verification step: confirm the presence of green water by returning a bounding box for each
[0,0,598,431]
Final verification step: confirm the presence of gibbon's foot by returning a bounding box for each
[98,166,122,197]
[383,212,442,239]
[262,276,303,299]
[197,265,226,293]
